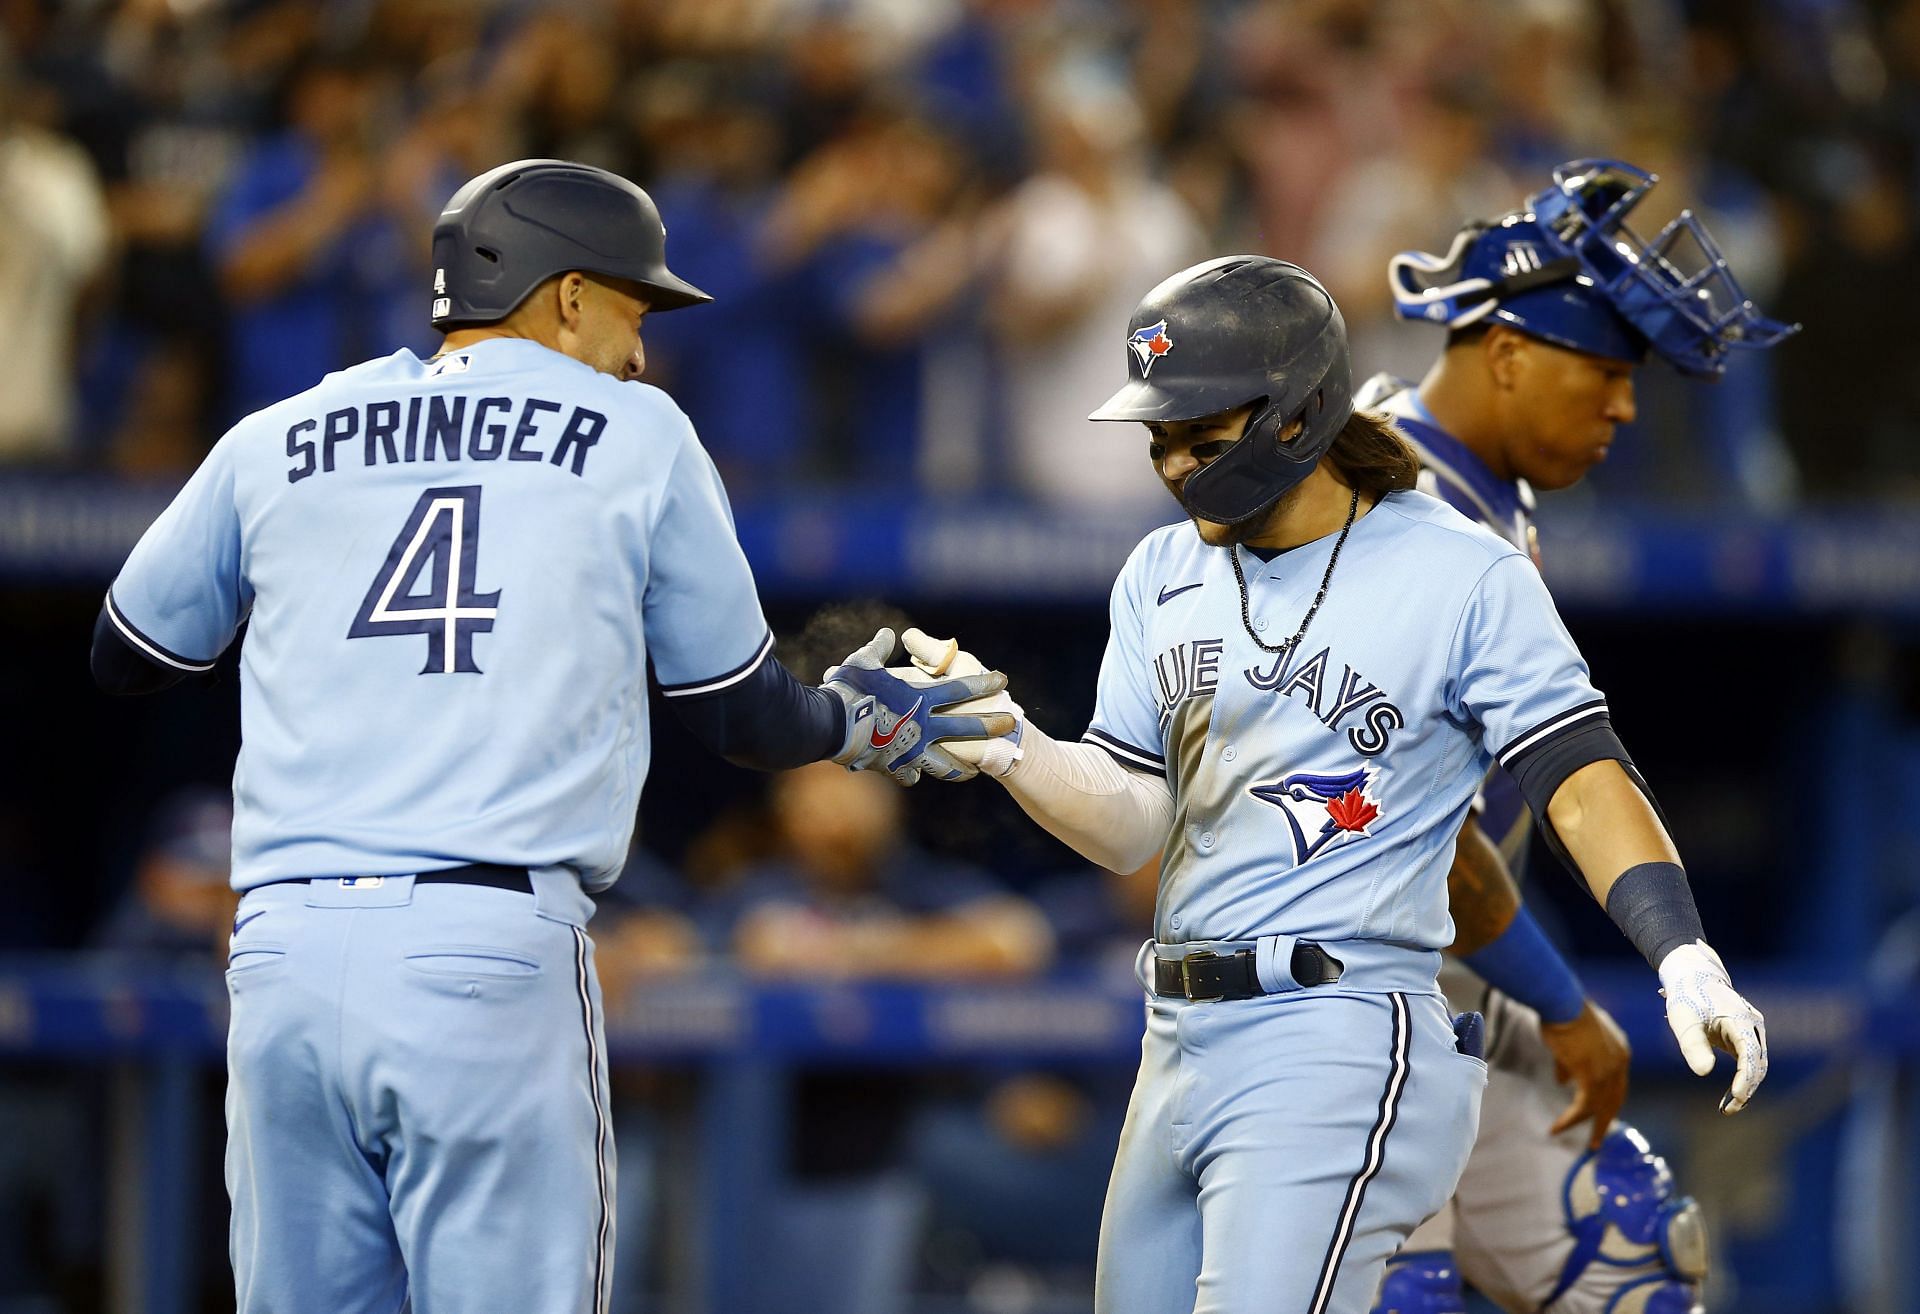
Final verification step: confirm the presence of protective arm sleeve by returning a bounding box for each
[667,653,847,771]
[90,605,191,695]
[993,721,1174,873]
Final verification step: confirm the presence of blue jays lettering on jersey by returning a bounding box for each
[1085,489,1606,949]
[1359,373,1538,861]
[105,338,772,890]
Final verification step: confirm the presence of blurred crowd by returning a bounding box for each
[2,0,1919,502]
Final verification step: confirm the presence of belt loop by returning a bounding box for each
[1254,933,1301,994]
[531,865,593,927]
[1134,939,1157,994]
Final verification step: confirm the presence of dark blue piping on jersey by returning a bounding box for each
[1084,728,1167,777]
[103,589,220,672]
[657,630,775,697]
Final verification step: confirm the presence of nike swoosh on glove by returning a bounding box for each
[1658,940,1768,1113]
[823,627,1015,785]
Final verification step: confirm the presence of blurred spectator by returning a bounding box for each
[0,39,111,462]
[591,844,705,1314]
[1773,137,1920,495]
[208,48,396,419]
[987,62,1202,507]
[713,760,1052,1314]
[905,858,1155,1298]
[634,62,806,492]
[92,785,236,959]
[1307,82,1521,385]
[766,111,987,485]
[0,0,1905,495]
[726,761,1052,980]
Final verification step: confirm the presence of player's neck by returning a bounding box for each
[1414,358,1515,482]
[1239,464,1369,551]
[436,324,564,357]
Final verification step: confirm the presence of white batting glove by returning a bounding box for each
[1657,940,1768,1114]
[890,628,1026,778]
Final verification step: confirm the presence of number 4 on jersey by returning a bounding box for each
[349,485,501,674]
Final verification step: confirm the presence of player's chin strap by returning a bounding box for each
[1545,1127,1706,1313]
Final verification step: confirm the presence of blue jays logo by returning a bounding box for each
[1249,768,1384,864]
[1129,320,1175,376]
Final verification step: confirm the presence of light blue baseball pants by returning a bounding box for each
[1096,939,1485,1314]
[223,873,613,1314]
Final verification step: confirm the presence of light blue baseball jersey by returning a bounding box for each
[106,337,773,891]
[1085,488,1608,950]
[1360,373,1539,866]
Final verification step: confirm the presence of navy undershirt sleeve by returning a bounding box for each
[91,605,190,696]
[668,654,847,770]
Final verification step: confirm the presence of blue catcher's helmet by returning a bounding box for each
[1389,159,1797,378]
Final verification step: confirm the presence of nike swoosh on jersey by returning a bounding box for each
[1157,582,1204,605]
[232,910,266,935]
[869,697,923,748]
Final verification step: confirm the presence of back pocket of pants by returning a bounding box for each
[227,945,287,976]
[404,945,542,980]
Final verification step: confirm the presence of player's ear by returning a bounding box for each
[557,272,589,330]
[1486,324,1526,391]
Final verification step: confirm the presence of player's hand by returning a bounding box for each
[893,627,1026,778]
[824,627,1015,785]
[1657,940,1767,1114]
[1538,998,1631,1149]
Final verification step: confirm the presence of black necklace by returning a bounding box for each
[1229,487,1360,656]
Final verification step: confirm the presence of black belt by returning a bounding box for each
[260,863,533,894]
[1152,942,1344,1002]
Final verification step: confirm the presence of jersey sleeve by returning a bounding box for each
[1084,547,1166,777]
[105,434,251,671]
[644,424,774,698]
[1447,553,1627,815]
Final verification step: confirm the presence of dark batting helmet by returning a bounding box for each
[429,159,713,329]
[1089,255,1354,525]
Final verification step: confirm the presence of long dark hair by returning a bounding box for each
[1324,408,1420,498]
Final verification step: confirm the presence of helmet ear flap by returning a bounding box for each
[1260,389,1323,451]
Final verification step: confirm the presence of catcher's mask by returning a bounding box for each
[1389,158,1797,378]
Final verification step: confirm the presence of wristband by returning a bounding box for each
[1604,861,1706,970]
[1461,904,1586,1024]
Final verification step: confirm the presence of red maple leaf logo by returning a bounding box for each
[1326,787,1379,833]
[1148,332,1172,356]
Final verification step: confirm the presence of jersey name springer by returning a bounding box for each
[286,394,609,484]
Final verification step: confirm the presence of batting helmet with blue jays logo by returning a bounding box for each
[1090,255,1356,525]
[1388,159,1797,378]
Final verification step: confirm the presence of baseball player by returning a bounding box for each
[1359,159,1797,1314]
[890,253,1768,1314]
[87,158,1005,1313]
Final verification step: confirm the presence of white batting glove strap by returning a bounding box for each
[1657,939,1768,1114]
